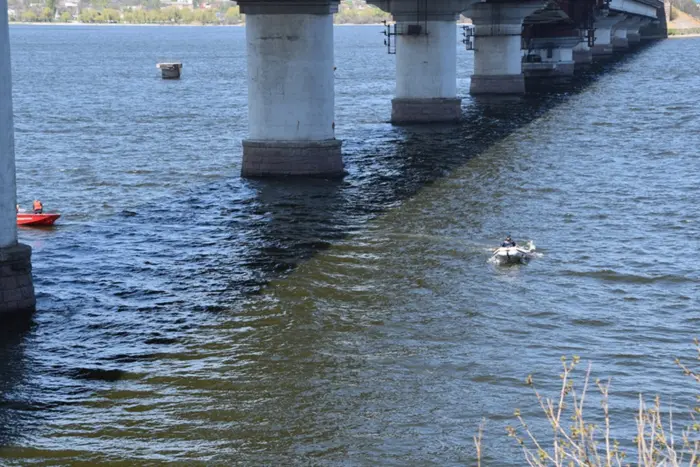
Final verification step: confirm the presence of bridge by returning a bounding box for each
[0,0,667,317]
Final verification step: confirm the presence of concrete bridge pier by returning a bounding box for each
[467,2,544,95]
[612,17,634,52]
[573,39,593,69]
[523,36,579,83]
[391,18,461,123]
[625,18,645,46]
[370,1,479,123]
[0,0,35,319]
[592,15,624,59]
[237,1,343,177]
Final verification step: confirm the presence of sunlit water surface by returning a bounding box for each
[0,26,698,465]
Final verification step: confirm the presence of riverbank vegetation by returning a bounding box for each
[8,0,391,25]
[476,340,700,465]
[670,0,700,18]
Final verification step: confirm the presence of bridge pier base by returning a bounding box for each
[523,36,578,86]
[237,2,343,178]
[592,15,624,60]
[0,1,35,319]
[622,17,643,48]
[392,20,461,124]
[468,2,544,95]
[573,40,593,69]
[627,31,641,45]
[612,25,629,52]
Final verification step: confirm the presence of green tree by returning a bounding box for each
[59,11,72,21]
[161,6,182,23]
[78,8,98,22]
[21,10,38,21]
[102,7,120,21]
[92,0,108,10]
[46,0,56,19]
[193,8,215,24]
[180,8,194,23]
[224,5,241,24]
[40,6,53,20]
[334,3,390,24]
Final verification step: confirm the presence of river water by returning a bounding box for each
[0,25,699,465]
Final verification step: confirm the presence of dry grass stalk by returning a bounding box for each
[473,340,700,466]
[474,419,484,467]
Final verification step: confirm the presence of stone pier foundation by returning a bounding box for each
[1,0,36,318]
[0,245,35,316]
[368,1,481,123]
[467,2,546,95]
[592,15,624,59]
[392,20,461,123]
[237,1,343,177]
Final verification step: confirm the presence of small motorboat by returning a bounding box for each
[492,246,534,265]
[17,213,61,226]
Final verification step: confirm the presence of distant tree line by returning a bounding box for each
[670,0,700,19]
[9,0,395,24]
[335,1,390,24]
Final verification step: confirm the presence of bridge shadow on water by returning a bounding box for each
[0,316,34,449]
[0,38,662,459]
[220,41,661,304]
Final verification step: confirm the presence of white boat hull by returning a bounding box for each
[492,246,532,264]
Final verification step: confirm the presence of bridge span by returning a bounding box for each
[235,0,666,177]
[0,0,667,316]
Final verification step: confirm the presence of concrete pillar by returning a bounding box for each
[0,0,35,318]
[612,20,629,52]
[392,20,461,123]
[467,2,545,94]
[237,1,343,178]
[573,39,593,69]
[592,15,624,59]
[368,1,481,123]
[524,37,579,78]
[624,17,643,46]
[635,19,652,42]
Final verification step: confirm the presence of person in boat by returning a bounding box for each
[32,200,43,214]
[16,204,19,213]
[501,235,516,248]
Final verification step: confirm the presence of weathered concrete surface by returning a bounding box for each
[242,140,343,178]
[612,36,629,52]
[467,1,546,95]
[0,0,17,250]
[470,74,526,95]
[391,98,461,124]
[1,0,35,318]
[524,36,578,81]
[573,49,593,69]
[0,244,35,317]
[241,8,342,177]
[592,15,624,59]
[392,20,460,123]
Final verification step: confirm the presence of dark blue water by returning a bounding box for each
[1,25,699,465]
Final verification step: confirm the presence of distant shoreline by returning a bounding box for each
[668,32,700,38]
[9,21,473,27]
[9,21,392,27]
[10,21,244,27]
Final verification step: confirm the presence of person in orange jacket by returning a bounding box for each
[32,200,43,214]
